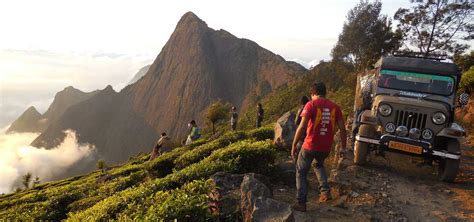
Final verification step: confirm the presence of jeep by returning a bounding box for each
[352,55,467,182]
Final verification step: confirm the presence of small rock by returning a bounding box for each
[389,210,396,215]
[382,193,388,198]
[386,185,392,189]
[443,189,453,194]
[349,191,360,198]
[278,188,288,192]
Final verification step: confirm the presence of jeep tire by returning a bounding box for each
[438,139,461,183]
[354,124,374,165]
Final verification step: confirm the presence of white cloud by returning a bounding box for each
[0,130,95,194]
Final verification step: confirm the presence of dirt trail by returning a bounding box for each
[272,138,474,221]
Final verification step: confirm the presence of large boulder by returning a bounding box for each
[273,112,297,149]
[240,174,294,222]
[211,172,245,221]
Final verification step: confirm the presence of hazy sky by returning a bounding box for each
[0,0,419,128]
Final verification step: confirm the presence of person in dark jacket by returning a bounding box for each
[231,106,238,131]
[256,103,264,128]
[294,96,310,160]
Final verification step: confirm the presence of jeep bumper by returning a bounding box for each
[355,135,461,160]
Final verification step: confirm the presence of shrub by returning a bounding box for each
[117,180,216,221]
[246,126,274,141]
[145,146,189,177]
[68,140,276,221]
[460,67,474,92]
[174,131,246,169]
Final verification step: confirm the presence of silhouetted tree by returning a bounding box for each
[97,160,107,173]
[332,1,402,71]
[394,0,473,57]
[454,51,474,72]
[22,172,32,189]
[205,101,230,134]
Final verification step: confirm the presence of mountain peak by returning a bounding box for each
[25,106,40,114]
[176,11,207,29]
[6,106,42,133]
[104,85,115,92]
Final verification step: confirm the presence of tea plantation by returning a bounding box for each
[0,127,276,221]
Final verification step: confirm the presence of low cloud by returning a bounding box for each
[0,130,95,194]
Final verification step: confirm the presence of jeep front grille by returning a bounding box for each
[394,110,427,129]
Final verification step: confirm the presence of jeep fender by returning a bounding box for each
[360,110,378,125]
[437,123,466,139]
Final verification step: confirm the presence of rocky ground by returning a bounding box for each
[269,137,474,222]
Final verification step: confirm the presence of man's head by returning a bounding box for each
[232,106,237,111]
[310,82,326,98]
[258,103,262,108]
[161,132,167,137]
[189,120,196,126]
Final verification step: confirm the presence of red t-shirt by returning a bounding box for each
[301,97,343,152]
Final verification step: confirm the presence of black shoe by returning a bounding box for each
[291,202,307,212]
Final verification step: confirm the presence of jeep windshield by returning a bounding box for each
[378,69,454,96]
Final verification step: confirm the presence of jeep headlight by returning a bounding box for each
[396,126,408,137]
[432,112,446,125]
[378,104,392,116]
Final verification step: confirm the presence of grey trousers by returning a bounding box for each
[296,148,330,204]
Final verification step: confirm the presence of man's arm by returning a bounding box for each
[291,116,309,160]
[337,117,347,155]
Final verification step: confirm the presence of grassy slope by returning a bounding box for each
[0,61,358,220]
[238,61,356,129]
[0,127,275,221]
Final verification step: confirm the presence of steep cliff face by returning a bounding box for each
[123,12,306,138]
[6,106,43,133]
[6,86,98,133]
[31,11,306,164]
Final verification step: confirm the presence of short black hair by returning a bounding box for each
[311,82,326,97]
[257,103,262,107]
[161,132,167,137]
[301,96,310,105]
[190,120,196,125]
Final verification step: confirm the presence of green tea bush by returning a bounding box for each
[68,140,276,221]
[117,179,215,221]
[246,126,274,141]
[144,146,188,177]
[174,131,246,169]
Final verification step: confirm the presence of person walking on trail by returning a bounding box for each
[149,132,173,161]
[291,82,347,212]
[256,103,264,128]
[231,106,238,131]
[185,120,201,145]
[294,96,310,160]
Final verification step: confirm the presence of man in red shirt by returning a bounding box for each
[291,82,347,212]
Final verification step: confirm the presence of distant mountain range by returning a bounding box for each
[7,86,99,134]
[10,12,307,165]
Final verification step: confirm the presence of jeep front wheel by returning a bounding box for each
[438,139,461,183]
[354,124,374,165]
